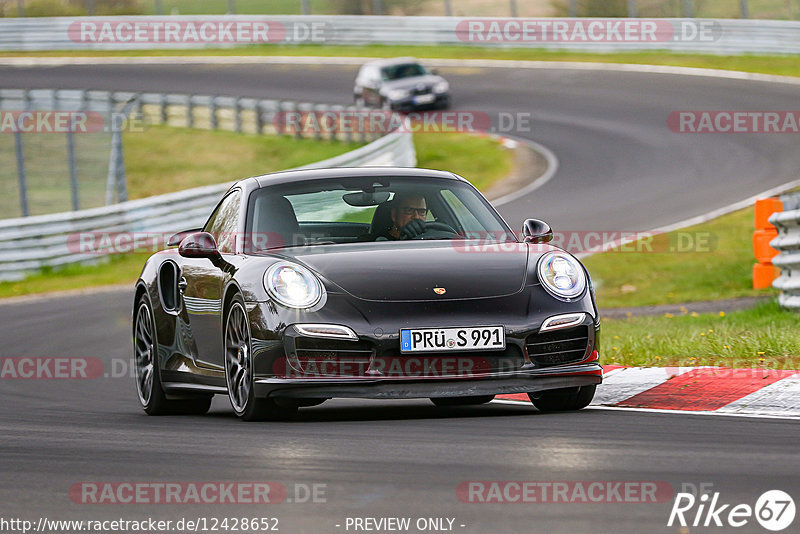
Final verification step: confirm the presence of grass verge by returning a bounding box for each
[582,206,772,308]
[124,125,363,198]
[599,299,800,369]
[0,125,512,298]
[2,46,800,79]
[583,204,798,367]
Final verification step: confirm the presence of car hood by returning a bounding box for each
[277,241,529,302]
[380,74,445,93]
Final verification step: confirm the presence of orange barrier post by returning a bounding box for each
[753,198,782,289]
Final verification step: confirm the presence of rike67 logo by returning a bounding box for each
[668,486,795,531]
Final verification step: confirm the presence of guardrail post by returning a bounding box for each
[314,104,324,141]
[740,0,749,18]
[154,0,163,15]
[627,0,637,18]
[86,0,94,16]
[256,100,266,134]
[134,92,144,125]
[16,0,24,17]
[509,0,517,17]
[14,131,28,217]
[276,101,287,136]
[683,0,693,17]
[227,0,235,15]
[67,130,79,211]
[329,105,344,142]
[106,125,127,204]
[443,0,452,16]
[234,97,242,133]
[568,0,577,17]
[344,106,356,144]
[372,0,382,16]
[209,96,218,130]
[186,95,194,128]
[301,0,310,15]
[294,103,309,139]
[160,93,168,125]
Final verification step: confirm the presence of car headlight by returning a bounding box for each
[264,261,323,309]
[387,89,410,101]
[537,252,587,301]
[433,81,449,94]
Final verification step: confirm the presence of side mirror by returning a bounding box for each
[178,232,221,259]
[522,219,553,244]
[167,228,201,247]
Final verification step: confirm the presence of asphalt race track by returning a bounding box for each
[1,61,800,533]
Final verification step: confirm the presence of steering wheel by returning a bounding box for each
[411,221,460,240]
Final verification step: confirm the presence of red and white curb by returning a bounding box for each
[496,366,800,419]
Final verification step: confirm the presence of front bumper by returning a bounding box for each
[247,285,601,401]
[390,93,450,111]
[255,362,602,399]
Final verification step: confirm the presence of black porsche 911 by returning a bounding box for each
[133,167,602,420]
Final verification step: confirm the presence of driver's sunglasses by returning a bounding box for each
[399,207,429,217]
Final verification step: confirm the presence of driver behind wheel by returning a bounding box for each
[374,192,429,241]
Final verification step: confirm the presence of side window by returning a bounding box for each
[440,189,480,231]
[203,190,241,253]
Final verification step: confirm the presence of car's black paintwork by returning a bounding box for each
[134,168,602,405]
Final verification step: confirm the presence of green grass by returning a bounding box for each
[583,206,773,308]
[0,253,151,298]
[413,132,512,191]
[2,46,800,79]
[124,124,364,198]
[582,203,798,368]
[0,125,511,298]
[600,299,800,368]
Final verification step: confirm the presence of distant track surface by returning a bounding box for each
[1,60,799,533]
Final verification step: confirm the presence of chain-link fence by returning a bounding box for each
[1,0,798,19]
[0,88,399,219]
[0,89,131,219]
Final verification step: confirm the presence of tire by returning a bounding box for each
[224,295,296,421]
[528,385,596,412]
[430,395,495,407]
[134,297,211,416]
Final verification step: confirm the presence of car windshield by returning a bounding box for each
[381,63,427,81]
[245,176,516,252]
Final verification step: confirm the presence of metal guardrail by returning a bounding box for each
[0,16,798,54]
[0,90,416,281]
[770,192,800,309]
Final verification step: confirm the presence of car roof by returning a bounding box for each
[246,167,464,189]
[362,57,421,68]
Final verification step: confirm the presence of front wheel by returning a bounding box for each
[528,385,596,412]
[134,297,211,415]
[224,296,296,421]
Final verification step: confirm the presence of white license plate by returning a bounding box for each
[400,326,505,353]
[413,94,435,105]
